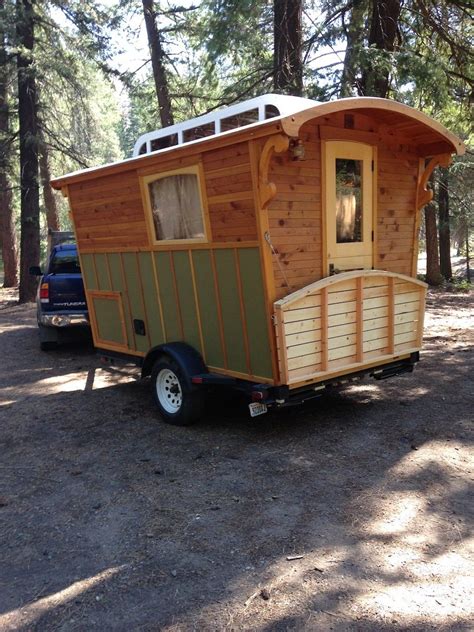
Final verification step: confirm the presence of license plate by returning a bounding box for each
[248,402,268,417]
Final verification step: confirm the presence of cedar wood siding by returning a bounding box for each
[266,114,419,299]
[67,143,271,382]
[376,147,418,277]
[267,120,323,300]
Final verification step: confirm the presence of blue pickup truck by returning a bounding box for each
[30,240,90,350]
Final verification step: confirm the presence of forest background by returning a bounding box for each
[0,0,472,302]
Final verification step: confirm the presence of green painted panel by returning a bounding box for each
[214,249,247,374]
[192,250,224,367]
[154,252,182,342]
[172,251,201,354]
[138,252,164,347]
[122,252,149,353]
[94,253,111,291]
[107,253,135,350]
[81,254,97,290]
[93,297,126,345]
[238,248,273,378]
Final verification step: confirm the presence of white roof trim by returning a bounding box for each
[132,93,317,157]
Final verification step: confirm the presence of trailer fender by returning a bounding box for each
[141,342,208,386]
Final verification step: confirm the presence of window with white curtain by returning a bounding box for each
[147,172,206,241]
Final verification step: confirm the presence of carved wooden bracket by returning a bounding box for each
[258,133,290,208]
[417,153,452,210]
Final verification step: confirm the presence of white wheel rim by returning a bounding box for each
[156,368,183,414]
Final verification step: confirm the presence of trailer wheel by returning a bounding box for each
[151,358,204,425]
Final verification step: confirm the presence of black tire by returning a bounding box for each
[151,358,205,425]
[40,340,58,351]
[38,325,58,351]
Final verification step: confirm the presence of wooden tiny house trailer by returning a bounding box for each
[51,94,464,423]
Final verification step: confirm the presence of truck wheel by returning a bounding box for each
[40,341,58,351]
[151,358,205,426]
[38,325,58,351]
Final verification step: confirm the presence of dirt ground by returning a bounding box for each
[0,288,472,631]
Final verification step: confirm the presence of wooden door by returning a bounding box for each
[325,141,374,275]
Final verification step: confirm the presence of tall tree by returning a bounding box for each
[424,203,442,285]
[38,130,60,232]
[0,0,18,287]
[360,0,401,97]
[273,0,303,96]
[142,0,174,127]
[339,0,368,97]
[16,0,40,302]
[438,167,453,280]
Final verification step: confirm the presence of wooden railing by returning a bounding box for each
[274,270,427,386]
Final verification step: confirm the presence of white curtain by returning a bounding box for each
[149,174,204,240]
[336,194,358,242]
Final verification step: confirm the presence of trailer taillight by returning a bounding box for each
[40,282,49,303]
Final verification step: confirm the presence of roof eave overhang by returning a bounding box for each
[279,97,465,157]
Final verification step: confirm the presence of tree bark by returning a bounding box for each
[0,0,19,287]
[438,167,452,280]
[142,0,174,128]
[360,0,401,97]
[424,202,442,286]
[340,0,368,97]
[17,0,40,303]
[273,0,303,96]
[38,130,60,231]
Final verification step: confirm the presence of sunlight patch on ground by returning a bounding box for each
[0,566,125,631]
[358,569,473,620]
[38,368,136,392]
[372,493,424,535]
[0,368,138,401]
[0,323,32,333]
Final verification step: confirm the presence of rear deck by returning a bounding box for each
[274,270,427,387]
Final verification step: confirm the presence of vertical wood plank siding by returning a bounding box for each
[171,251,202,355]
[153,252,182,342]
[81,248,273,381]
[213,249,248,374]
[108,253,135,349]
[121,253,150,353]
[191,250,225,368]
[237,248,274,379]
[138,252,165,347]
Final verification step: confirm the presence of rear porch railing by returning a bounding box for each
[274,270,427,386]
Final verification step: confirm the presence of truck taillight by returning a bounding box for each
[40,282,49,302]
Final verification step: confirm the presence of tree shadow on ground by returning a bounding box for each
[0,300,472,631]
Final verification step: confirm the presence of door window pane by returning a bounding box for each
[335,158,363,243]
[148,173,205,241]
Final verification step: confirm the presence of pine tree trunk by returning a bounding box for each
[424,202,442,286]
[38,131,60,231]
[360,0,401,97]
[273,0,303,96]
[438,167,452,280]
[142,0,174,128]
[0,0,19,287]
[340,0,367,97]
[17,0,40,303]
[466,224,471,282]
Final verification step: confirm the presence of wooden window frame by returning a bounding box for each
[322,139,377,275]
[140,164,212,247]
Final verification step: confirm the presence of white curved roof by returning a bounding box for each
[132,94,318,157]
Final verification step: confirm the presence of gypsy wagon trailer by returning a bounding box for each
[51,94,464,424]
